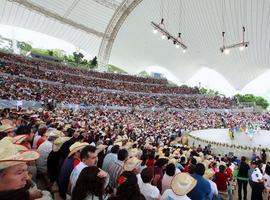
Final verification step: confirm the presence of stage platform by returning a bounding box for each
[188,128,270,158]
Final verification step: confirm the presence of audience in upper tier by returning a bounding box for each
[0,52,240,110]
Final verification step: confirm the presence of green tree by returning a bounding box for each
[17,41,32,54]
[234,94,269,109]
[91,56,98,67]
[73,51,84,64]
[47,50,53,56]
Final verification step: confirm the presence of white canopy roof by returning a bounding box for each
[1,0,269,90]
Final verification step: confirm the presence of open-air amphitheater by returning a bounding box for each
[1,0,270,200]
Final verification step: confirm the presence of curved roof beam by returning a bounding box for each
[9,0,105,38]
[93,0,121,10]
[98,0,142,70]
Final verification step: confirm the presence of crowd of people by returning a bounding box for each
[0,75,235,109]
[0,51,236,109]
[0,52,200,94]
[1,51,270,200]
[0,107,270,200]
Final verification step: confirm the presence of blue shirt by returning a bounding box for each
[187,173,211,200]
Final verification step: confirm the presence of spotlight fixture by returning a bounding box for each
[220,27,249,53]
[151,20,187,51]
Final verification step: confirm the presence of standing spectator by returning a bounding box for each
[214,164,231,199]
[187,163,211,200]
[108,171,146,200]
[71,166,109,200]
[0,137,41,200]
[139,167,160,200]
[236,156,250,200]
[108,148,129,189]
[261,149,267,164]
[58,142,88,199]
[102,145,119,172]
[162,163,179,194]
[153,158,168,192]
[251,161,264,200]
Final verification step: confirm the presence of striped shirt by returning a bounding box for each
[108,160,124,189]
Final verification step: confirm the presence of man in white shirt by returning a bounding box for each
[139,167,160,200]
[251,161,264,200]
[36,129,59,174]
[69,145,108,193]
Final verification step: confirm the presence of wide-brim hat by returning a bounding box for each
[12,134,28,144]
[0,137,39,169]
[123,157,142,171]
[0,124,15,133]
[129,148,139,157]
[203,169,215,179]
[171,173,197,196]
[96,144,108,153]
[52,137,70,152]
[68,142,89,157]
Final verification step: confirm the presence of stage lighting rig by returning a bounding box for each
[151,19,187,51]
[220,26,249,54]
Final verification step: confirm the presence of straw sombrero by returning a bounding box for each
[96,144,108,153]
[52,137,70,152]
[129,148,139,157]
[171,173,197,196]
[0,137,39,169]
[68,142,89,157]
[203,169,215,180]
[12,134,28,144]
[0,124,15,133]
[123,157,142,171]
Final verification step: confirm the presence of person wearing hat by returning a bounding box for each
[58,141,88,199]
[0,137,41,200]
[47,136,70,185]
[250,160,264,200]
[161,173,197,200]
[138,167,160,200]
[36,129,61,174]
[0,124,15,140]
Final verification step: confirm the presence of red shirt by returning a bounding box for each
[146,159,155,167]
[214,172,230,191]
